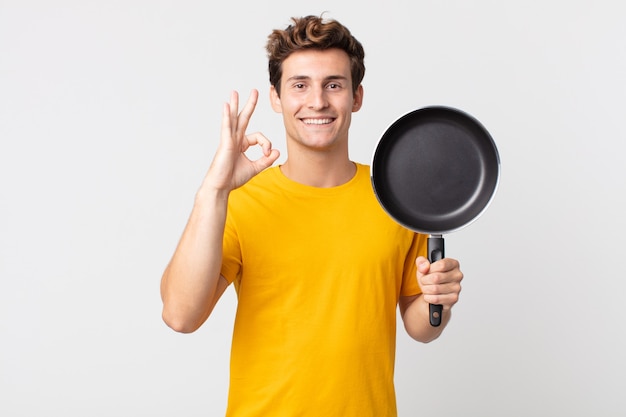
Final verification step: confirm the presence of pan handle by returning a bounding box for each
[427,236,444,327]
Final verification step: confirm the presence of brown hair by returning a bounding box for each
[266,15,365,96]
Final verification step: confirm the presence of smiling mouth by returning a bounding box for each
[301,118,334,125]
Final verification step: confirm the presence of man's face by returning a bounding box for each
[270,48,363,152]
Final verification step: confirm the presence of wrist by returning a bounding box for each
[195,182,231,206]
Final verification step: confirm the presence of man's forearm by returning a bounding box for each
[160,187,229,333]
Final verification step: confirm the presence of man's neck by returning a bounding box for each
[280,151,356,188]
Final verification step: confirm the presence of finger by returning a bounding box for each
[239,89,259,120]
[241,132,280,171]
[220,102,233,145]
[225,91,240,140]
[242,131,273,154]
[259,133,274,157]
[220,100,243,152]
[424,267,463,286]
[419,273,462,298]
[229,91,240,122]
[416,256,430,275]
[236,89,259,137]
[429,257,460,273]
[429,280,462,304]
[252,148,281,173]
[422,291,460,310]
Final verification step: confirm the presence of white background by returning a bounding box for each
[1,1,624,416]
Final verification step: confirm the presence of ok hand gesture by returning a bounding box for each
[205,89,280,193]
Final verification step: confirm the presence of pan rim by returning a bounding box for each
[370,105,501,235]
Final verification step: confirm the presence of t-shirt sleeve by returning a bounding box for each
[400,232,428,297]
[220,210,241,285]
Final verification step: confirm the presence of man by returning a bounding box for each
[161,15,463,416]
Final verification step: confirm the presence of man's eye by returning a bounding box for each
[295,83,305,89]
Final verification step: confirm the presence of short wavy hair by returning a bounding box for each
[266,15,365,96]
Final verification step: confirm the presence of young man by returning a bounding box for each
[161,15,463,416]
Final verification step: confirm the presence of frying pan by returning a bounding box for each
[371,106,500,326]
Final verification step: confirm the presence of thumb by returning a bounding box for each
[253,148,280,172]
[416,256,430,275]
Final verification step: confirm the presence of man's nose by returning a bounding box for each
[307,87,328,110]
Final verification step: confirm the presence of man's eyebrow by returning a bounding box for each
[285,75,349,82]
[324,75,349,82]
[285,75,310,82]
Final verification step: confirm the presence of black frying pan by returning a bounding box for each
[371,106,500,326]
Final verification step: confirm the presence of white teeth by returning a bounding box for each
[303,118,332,125]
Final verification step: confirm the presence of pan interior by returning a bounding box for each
[372,107,499,234]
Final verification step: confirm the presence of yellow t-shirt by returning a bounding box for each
[221,163,426,417]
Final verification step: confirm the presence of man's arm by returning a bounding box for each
[160,188,231,333]
[160,90,280,333]
[399,257,463,342]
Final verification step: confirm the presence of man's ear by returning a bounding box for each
[270,86,282,113]
[352,84,364,112]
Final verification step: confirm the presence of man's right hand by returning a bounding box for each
[161,90,279,333]
[203,89,280,194]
